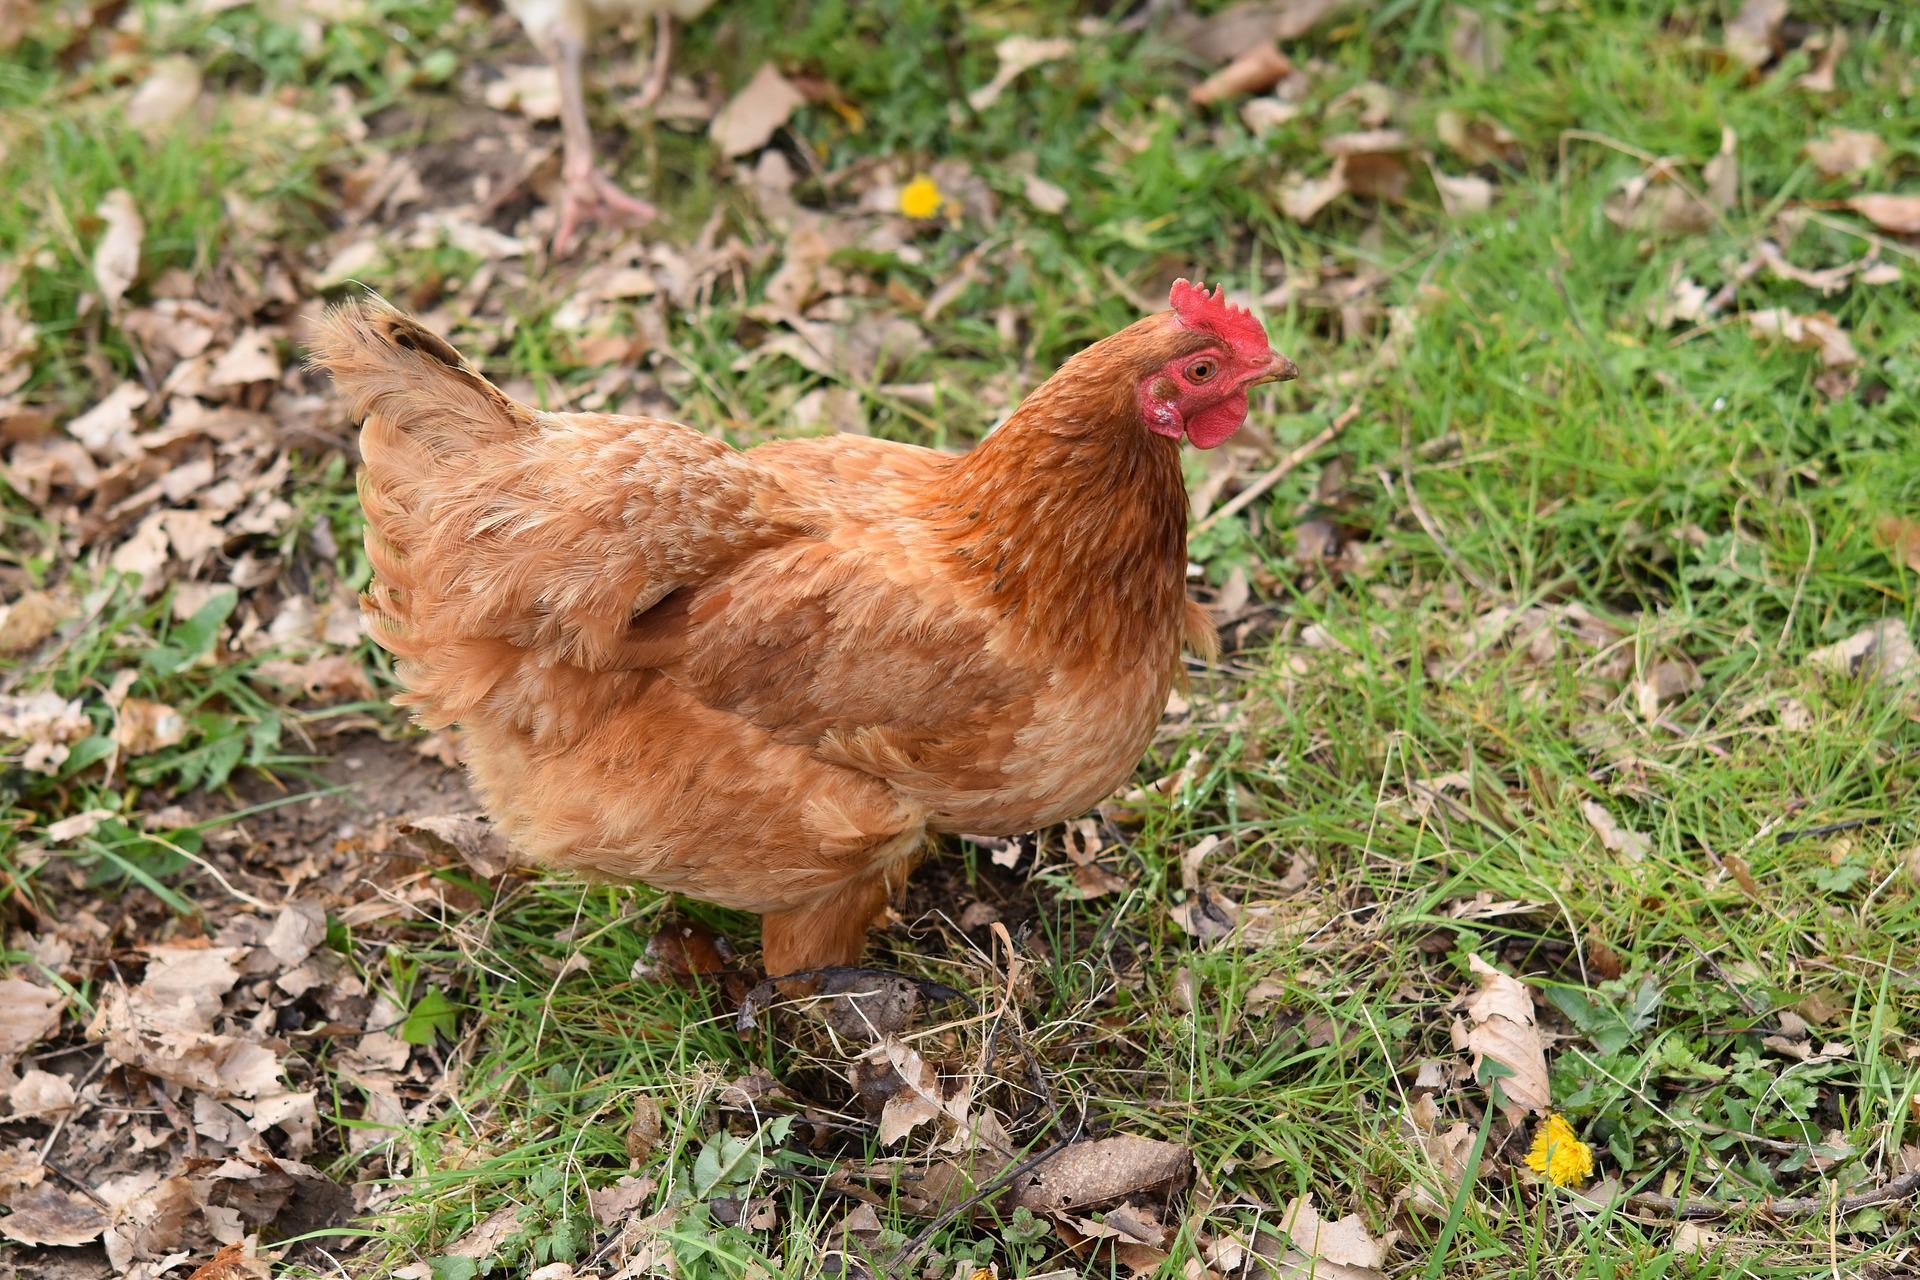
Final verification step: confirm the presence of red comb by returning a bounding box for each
[1169,278,1270,363]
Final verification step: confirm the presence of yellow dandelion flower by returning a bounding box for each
[899,174,944,220]
[1526,1113,1595,1187]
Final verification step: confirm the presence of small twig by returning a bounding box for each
[1626,1169,1920,1221]
[1377,455,1496,596]
[42,1160,110,1209]
[1681,937,1764,1018]
[35,1053,109,1164]
[1774,816,1887,846]
[1195,404,1357,534]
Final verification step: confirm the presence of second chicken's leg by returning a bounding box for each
[550,32,656,255]
[634,12,674,113]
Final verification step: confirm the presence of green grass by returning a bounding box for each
[4,0,1920,1277]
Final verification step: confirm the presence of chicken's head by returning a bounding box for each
[1137,279,1297,449]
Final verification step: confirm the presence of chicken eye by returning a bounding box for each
[1186,358,1217,383]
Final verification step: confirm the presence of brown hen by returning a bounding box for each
[310,283,1296,976]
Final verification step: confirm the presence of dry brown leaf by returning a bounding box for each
[1672,1222,1719,1255]
[873,1039,968,1148]
[1725,0,1787,72]
[67,380,150,460]
[1874,517,1920,574]
[1273,1193,1388,1279]
[1804,128,1886,180]
[1430,167,1493,217]
[397,812,514,878]
[1022,172,1069,215]
[1190,44,1292,106]
[1745,307,1859,367]
[445,1204,525,1260]
[185,1241,272,1280]
[588,1175,657,1228]
[1579,799,1650,862]
[115,696,187,755]
[1402,1096,1474,1218]
[98,1170,196,1272]
[0,1181,107,1248]
[208,327,283,388]
[1806,620,1918,692]
[128,55,202,137]
[1009,1136,1192,1213]
[1435,109,1519,167]
[0,691,92,773]
[265,901,326,967]
[1447,5,1502,77]
[1605,138,1733,236]
[44,807,114,843]
[1325,130,1417,200]
[1241,96,1302,132]
[626,1096,664,1163]
[93,189,144,308]
[86,983,284,1099]
[1647,269,1712,328]
[1703,126,1739,211]
[1278,167,1348,223]
[1631,656,1700,720]
[710,63,805,158]
[1450,954,1550,1120]
[0,589,66,653]
[0,978,65,1066]
[1795,28,1846,92]
[968,35,1075,111]
[483,63,561,120]
[1847,194,1920,236]
[1174,0,1350,63]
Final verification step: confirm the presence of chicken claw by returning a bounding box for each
[549,31,657,256]
[552,163,657,256]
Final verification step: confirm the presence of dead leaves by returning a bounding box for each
[1,1181,109,1248]
[1451,955,1550,1122]
[1846,193,1920,236]
[868,1038,1009,1154]
[1280,130,1423,223]
[970,35,1075,112]
[1804,129,1886,180]
[1745,307,1860,368]
[1604,128,1736,237]
[0,690,94,774]
[1190,45,1293,107]
[0,977,66,1065]
[1272,1193,1390,1279]
[1724,0,1788,73]
[1807,620,1919,704]
[93,189,145,309]
[710,63,805,158]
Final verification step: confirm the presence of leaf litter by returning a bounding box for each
[6,0,1920,1274]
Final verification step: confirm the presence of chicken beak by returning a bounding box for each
[1254,350,1300,384]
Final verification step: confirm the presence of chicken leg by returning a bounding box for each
[760,873,897,982]
[635,10,674,113]
[550,31,656,256]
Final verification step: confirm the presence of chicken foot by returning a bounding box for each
[549,30,656,255]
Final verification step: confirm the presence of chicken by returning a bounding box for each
[504,0,715,253]
[310,281,1297,977]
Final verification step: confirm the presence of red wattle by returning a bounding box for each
[1184,391,1247,449]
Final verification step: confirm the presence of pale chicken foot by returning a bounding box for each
[550,32,656,255]
[634,11,674,113]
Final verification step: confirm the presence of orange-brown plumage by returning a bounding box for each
[309,286,1294,976]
